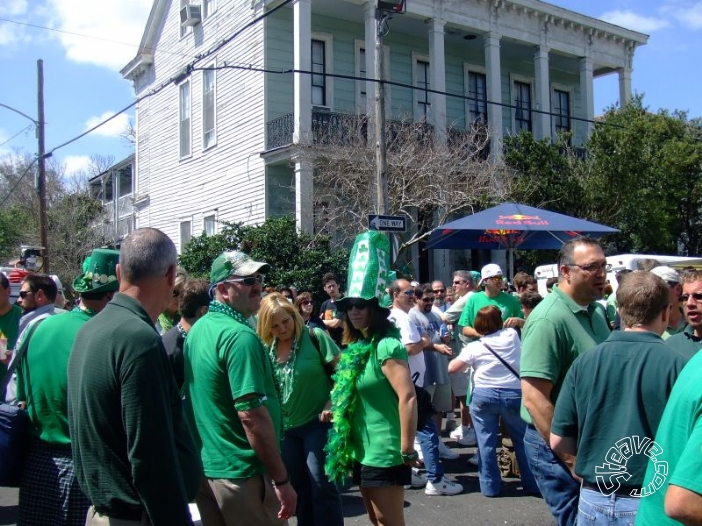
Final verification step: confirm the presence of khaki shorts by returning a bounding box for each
[449,369,471,398]
[423,383,452,413]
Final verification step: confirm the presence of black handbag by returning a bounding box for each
[0,320,44,487]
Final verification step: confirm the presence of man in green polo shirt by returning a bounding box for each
[520,236,611,526]
[666,269,702,360]
[0,273,21,377]
[184,251,296,525]
[68,229,201,525]
[459,264,524,340]
[16,249,119,525]
[550,271,686,524]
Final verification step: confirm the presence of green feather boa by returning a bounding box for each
[324,327,400,482]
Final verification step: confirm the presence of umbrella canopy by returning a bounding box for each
[425,203,619,251]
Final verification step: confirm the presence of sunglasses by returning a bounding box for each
[19,290,33,299]
[224,276,263,286]
[453,280,467,285]
[401,290,415,296]
[172,289,181,298]
[301,300,313,306]
[680,292,702,302]
[344,299,370,311]
[433,288,446,293]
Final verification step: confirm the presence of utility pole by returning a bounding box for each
[37,59,49,273]
[374,7,389,216]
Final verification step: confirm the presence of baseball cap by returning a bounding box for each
[480,264,503,285]
[650,266,680,284]
[210,251,270,284]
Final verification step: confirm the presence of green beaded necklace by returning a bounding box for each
[268,336,301,405]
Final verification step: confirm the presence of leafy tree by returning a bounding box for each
[179,216,349,301]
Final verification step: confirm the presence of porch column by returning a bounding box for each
[484,32,503,161]
[533,46,551,140]
[427,18,447,145]
[294,0,312,144]
[294,156,314,233]
[364,1,376,118]
[619,67,632,108]
[579,56,594,140]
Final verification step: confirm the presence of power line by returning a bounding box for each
[0,124,34,149]
[0,158,38,208]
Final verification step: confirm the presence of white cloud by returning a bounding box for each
[0,0,30,47]
[665,2,702,29]
[63,154,91,177]
[84,111,130,138]
[0,0,28,17]
[600,10,671,33]
[43,0,151,70]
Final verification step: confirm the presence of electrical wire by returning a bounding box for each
[0,157,38,208]
[0,124,34,149]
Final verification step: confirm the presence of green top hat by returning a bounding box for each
[336,230,392,314]
[73,248,120,294]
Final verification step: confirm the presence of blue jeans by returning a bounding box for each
[469,388,538,496]
[523,424,580,526]
[415,418,444,483]
[281,419,343,526]
[578,488,639,525]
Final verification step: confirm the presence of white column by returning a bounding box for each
[533,46,551,140]
[364,1,376,118]
[619,67,632,108]
[293,0,312,144]
[427,18,447,144]
[484,32,503,162]
[579,56,594,140]
[294,157,314,233]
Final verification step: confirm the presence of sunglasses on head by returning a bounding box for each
[224,275,263,286]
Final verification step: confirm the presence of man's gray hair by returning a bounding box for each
[453,270,472,284]
[119,228,177,283]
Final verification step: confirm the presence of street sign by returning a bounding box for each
[368,214,407,232]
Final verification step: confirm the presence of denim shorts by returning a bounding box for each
[352,463,411,488]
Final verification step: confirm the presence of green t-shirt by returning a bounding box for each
[665,326,702,360]
[351,336,408,468]
[551,331,686,487]
[0,304,21,377]
[636,351,702,525]
[184,310,283,479]
[458,291,523,329]
[272,327,339,429]
[520,286,610,423]
[17,309,92,445]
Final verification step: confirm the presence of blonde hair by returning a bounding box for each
[257,292,304,346]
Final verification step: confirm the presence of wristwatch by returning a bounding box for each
[401,451,419,463]
[271,476,289,487]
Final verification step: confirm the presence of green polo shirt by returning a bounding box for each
[551,330,686,487]
[0,304,21,377]
[520,286,610,423]
[636,351,702,525]
[67,293,200,525]
[665,325,702,360]
[184,309,283,480]
[16,308,92,445]
[458,291,523,329]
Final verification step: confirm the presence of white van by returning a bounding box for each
[535,254,702,296]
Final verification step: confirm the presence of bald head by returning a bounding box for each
[119,228,177,285]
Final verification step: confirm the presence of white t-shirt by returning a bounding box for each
[455,328,521,390]
[389,307,426,386]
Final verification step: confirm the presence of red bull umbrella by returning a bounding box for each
[425,203,619,277]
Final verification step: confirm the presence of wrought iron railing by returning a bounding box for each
[266,112,295,150]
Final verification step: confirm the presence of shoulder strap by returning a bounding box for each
[308,327,335,382]
[0,317,46,396]
[480,340,521,380]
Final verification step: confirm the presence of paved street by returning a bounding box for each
[0,441,555,526]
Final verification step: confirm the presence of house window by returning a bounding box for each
[514,81,532,132]
[203,0,216,19]
[467,71,488,124]
[356,41,390,114]
[359,47,367,109]
[553,89,571,136]
[415,59,430,120]
[203,214,216,236]
[104,174,114,203]
[179,81,191,158]
[203,67,216,149]
[180,220,192,248]
[312,39,326,106]
[118,167,132,198]
[179,0,191,38]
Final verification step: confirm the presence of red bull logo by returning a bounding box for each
[496,214,549,226]
[478,229,527,244]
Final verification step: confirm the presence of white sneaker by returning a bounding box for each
[425,476,463,496]
[405,468,427,489]
[449,426,464,440]
[458,429,477,447]
[468,453,479,466]
[445,418,459,433]
[438,441,460,460]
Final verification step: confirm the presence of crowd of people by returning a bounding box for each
[1,228,702,526]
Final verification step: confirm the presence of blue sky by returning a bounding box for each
[0,0,700,179]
